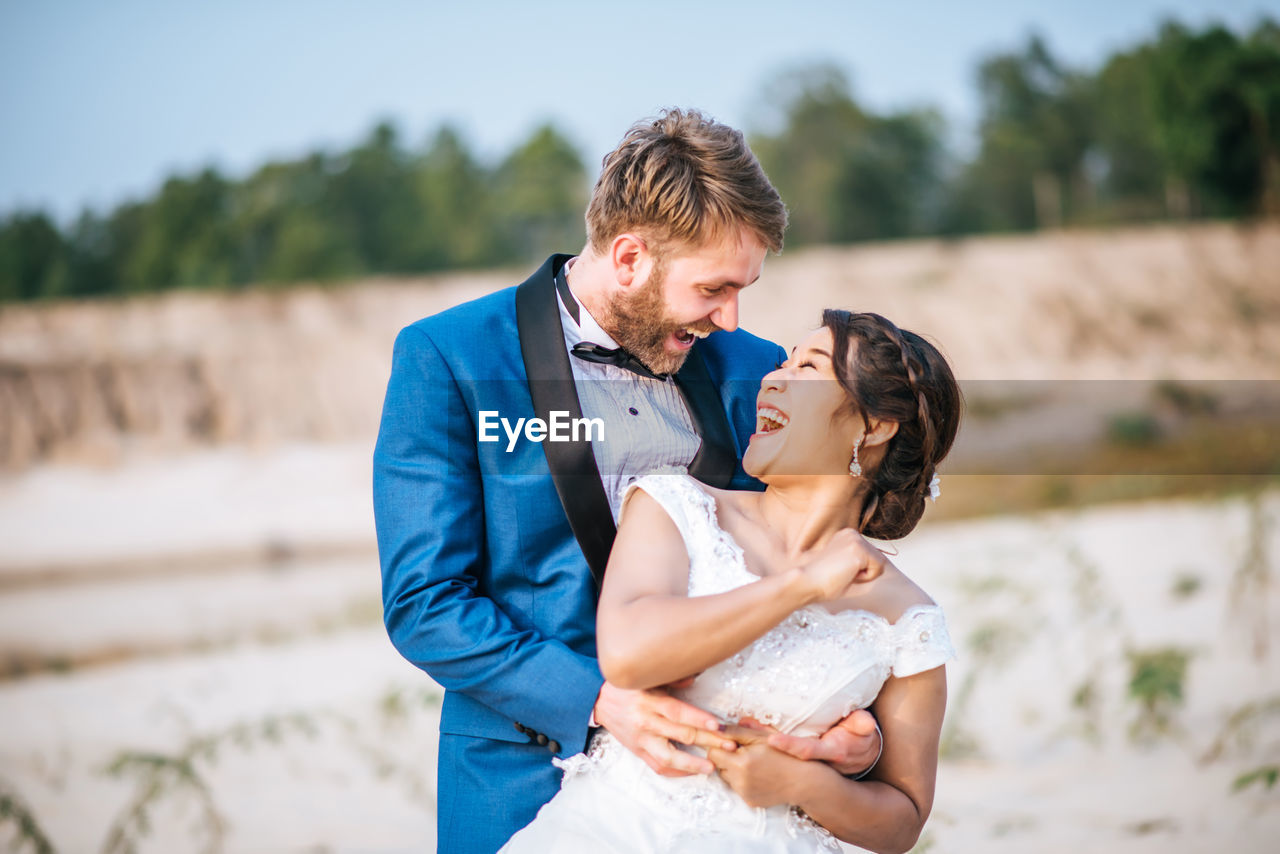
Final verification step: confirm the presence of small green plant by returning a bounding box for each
[98,686,444,852]
[1107,412,1162,447]
[939,619,1029,759]
[0,777,55,854]
[1126,647,1193,741]
[102,752,226,854]
[1169,572,1203,600]
[100,714,321,854]
[1232,765,1279,792]
[1199,696,1280,764]
[1228,493,1271,660]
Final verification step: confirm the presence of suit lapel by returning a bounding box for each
[515,255,615,591]
[675,347,739,488]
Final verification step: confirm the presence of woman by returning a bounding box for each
[502,309,962,854]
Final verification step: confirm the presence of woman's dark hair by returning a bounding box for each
[823,309,962,540]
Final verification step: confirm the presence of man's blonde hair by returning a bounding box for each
[585,109,788,257]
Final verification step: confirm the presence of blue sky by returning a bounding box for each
[1,0,1274,222]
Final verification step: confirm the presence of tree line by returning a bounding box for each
[2,18,1277,303]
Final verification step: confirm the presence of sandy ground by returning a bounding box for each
[1,442,1277,852]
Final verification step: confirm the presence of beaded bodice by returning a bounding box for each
[627,471,955,737]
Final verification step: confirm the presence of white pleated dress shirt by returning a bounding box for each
[555,261,701,521]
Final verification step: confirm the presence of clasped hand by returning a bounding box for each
[707,711,881,807]
[594,682,882,785]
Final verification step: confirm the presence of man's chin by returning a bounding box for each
[642,348,691,377]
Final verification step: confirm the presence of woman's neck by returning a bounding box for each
[754,476,870,560]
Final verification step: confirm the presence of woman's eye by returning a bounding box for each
[798,360,816,369]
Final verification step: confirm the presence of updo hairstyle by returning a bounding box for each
[823,309,962,540]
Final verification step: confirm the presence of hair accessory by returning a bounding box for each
[928,473,942,502]
[848,441,863,477]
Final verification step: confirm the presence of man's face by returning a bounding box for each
[600,228,768,376]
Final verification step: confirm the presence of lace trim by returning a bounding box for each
[787,808,843,852]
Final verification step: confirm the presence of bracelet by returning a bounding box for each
[848,721,883,781]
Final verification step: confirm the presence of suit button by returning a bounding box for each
[548,740,561,754]
[535,733,548,745]
[514,722,528,735]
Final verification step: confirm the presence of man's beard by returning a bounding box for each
[599,269,717,376]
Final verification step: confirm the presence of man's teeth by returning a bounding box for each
[683,327,711,339]
[756,406,789,433]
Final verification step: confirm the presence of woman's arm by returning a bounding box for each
[596,488,883,690]
[708,666,947,854]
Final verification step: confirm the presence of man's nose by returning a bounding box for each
[711,293,739,332]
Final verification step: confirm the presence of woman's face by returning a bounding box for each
[743,326,863,481]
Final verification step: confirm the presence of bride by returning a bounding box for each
[502,309,962,853]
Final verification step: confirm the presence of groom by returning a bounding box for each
[373,109,881,853]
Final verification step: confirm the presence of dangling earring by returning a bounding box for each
[848,440,863,477]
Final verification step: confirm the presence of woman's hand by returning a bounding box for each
[706,724,817,808]
[798,528,887,602]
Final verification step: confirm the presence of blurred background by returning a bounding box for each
[1,1,1279,851]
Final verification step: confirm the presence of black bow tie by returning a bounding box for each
[571,342,670,381]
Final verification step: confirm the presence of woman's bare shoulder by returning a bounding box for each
[830,564,937,624]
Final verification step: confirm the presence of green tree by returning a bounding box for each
[492,123,588,263]
[752,63,945,244]
[955,35,1096,232]
[412,124,496,269]
[751,63,870,245]
[0,212,68,300]
[324,121,423,274]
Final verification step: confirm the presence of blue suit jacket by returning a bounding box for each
[373,255,784,851]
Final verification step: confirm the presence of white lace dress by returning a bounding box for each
[501,472,956,853]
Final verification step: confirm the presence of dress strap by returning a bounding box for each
[619,468,757,597]
[617,467,708,552]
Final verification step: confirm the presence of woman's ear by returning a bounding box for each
[862,417,899,450]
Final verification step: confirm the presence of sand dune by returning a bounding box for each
[2,222,1277,471]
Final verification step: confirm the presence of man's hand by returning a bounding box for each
[592,681,735,777]
[754,708,882,777]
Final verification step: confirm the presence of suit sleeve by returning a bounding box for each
[373,324,602,751]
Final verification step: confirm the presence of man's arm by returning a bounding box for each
[374,324,601,751]
[764,709,883,777]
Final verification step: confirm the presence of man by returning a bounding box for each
[373,109,881,853]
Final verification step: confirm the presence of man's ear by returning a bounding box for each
[862,418,899,451]
[609,233,651,289]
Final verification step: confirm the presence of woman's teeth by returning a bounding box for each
[756,406,789,433]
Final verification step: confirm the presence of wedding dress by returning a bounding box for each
[501,471,956,853]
